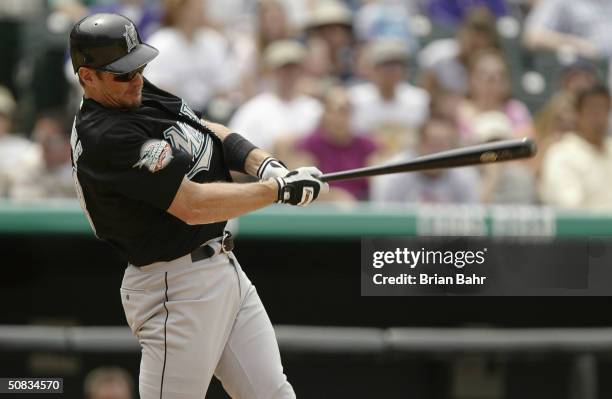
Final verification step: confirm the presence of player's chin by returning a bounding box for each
[123,93,142,108]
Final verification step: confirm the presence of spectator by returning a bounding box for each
[299,36,340,100]
[84,366,134,399]
[427,90,461,124]
[557,58,599,95]
[0,86,40,197]
[0,86,15,135]
[456,49,533,144]
[371,118,480,203]
[535,91,576,144]
[527,59,594,176]
[9,110,75,200]
[144,0,239,114]
[239,0,296,99]
[291,85,379,201]
[201,0,257,31]
[421,0,509,27]
[532,91,576,176]
[228,39,322,154]
[304,0,355,82]
[256,0,294,54]
[474,112,538,204]
[350,39,430,155]
[354,0,418,52]
[419,7,500,97]
[523,0,612,63]
[540,84,612,209]
[283,0,319,29]
[201,0,314,31]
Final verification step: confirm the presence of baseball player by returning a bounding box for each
[69,13,328,399]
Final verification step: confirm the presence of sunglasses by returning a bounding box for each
[111,64,146,82]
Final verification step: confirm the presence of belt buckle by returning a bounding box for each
[221,231,233,254]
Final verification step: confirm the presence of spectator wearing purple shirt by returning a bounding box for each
[293,86,379,201]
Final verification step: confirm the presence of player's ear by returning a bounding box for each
[78,67,96,88]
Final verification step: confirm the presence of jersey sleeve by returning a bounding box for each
[94,125,192,210]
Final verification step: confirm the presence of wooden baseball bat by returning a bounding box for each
[319,138,537,183]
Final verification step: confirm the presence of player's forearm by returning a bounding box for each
[187,180,278,224]
[244,148,273,177]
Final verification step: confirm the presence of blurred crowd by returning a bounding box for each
[1,0,612,209]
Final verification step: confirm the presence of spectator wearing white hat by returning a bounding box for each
[228,39,323,155]
[349,39,429,156]
[304,0,355,81]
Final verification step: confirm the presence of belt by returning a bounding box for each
[190,231,234,263]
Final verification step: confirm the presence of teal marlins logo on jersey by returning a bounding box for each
[163,102,213,179]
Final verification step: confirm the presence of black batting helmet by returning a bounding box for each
[69,13,159,74]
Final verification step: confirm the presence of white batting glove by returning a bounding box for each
[257,157,289,180]
[274,166,329,206]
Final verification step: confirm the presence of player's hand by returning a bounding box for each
[257,157,289,180]
[274,166,329,206]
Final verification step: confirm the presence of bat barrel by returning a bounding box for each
[319,138,537,183]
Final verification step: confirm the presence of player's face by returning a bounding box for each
[91,67,145,109]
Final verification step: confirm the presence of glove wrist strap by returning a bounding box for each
[257,157,287,180]
[273,177,286,203]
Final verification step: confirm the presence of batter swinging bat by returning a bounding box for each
[319,137,537,183]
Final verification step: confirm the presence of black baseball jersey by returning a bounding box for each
[71,79,231,266]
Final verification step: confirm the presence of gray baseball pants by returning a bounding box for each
[120,240,295,398]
